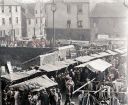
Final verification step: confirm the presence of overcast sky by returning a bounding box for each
[18,0,50,3]
[18,0,116,3]
[16,0,127,5]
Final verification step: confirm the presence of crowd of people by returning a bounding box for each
[1,44,127,105]
[3,87,63,105]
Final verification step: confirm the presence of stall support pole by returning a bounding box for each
[0,66,2,105]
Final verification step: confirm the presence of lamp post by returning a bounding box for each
[51,0,56,47]
[0,66,2,105]
[124,0,128,8]
[123,0,128,86]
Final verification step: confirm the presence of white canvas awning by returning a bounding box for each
[121,49,127,54]
[39,64,60,72]
[76,59,112,72]
[1,72,30,82]
[54,61,69,68]
[10,75,57,90]
[106,50,118,55]
[121,53,127,57]
[75,56,96,63]
[91,52,111,58]
[64,59,77,65]
[98,52,111,57]
[114,49,125,54]
[90,54,101,58]
[58,45,74,50]
[55,59,77,67]
[39,62,68,72]
[25,70,42,75]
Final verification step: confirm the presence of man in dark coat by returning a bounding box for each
[41,89,49,105]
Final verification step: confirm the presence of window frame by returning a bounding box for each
[77,20,83,28]
[67,4,71,14]
[9,6,12,13]
[2,18,5,25]
[9,17,12,24]
[16,17,18,24]
[36,18,38,24]
[16,6,18,12]
[28,19,31,25]
[1,6,4,13]
[67,20,71,28]
[77,4,83,14]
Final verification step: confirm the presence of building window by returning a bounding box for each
[33,27,35,36]
[77,20,83,28]
[16,29,19,35]
[45,20,47,27]
[9,17,12,24]
[16,6,18,12]
[0,31,2,37]
[77,4,83,14]
[13,29,15,36]
[28,19,31,25]
[1,6,4,13]
[36,18,38,24]
[9,6,11,12]
[2,18,5,25]
[35,10,38,14]
[41,18,42,23]
[40,10,42,14]
[16,17,18,24]
[67,20,71,28]
[3,30,5,36]
[44,7,46,14]
[67,4,71,14]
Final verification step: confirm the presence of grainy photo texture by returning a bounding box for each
[0,0,127,105]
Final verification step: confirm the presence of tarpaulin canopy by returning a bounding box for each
[1,72,30,82]
[98,52,111,57]
[106,50,118,55]
[114,49,126,54]
[58,45,75,50]
[91,52,111,58]
[47,59,76,67]
[76,59,112,72]
[10,75,57,90]
[39,62,68,72]
[25,70,42,75]
[64,59,77,65]
[54,61,69,68]
[90,54,101,58]
[121,49,127,54]
[75,56,96,63]
[39,64,60,72]
[121,53,127,57]
[40,52,58,65]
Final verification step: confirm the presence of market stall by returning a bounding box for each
[76,59,112,72]
[63,59,77,65]
[1,70,43,86]
[39,63,68,72]
[106,50,118,55]
[91,52,111,58]
[75,55,96,63]
[1,72,30,83]
[114,49,126,54]
[90,53,102,58]
[98,52,111,57]
[9,75,58,91]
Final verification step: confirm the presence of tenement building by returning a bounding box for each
[25,2,46,40]
[45,0,90,41]
[0,0,26,42]
[90,2,128,41]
